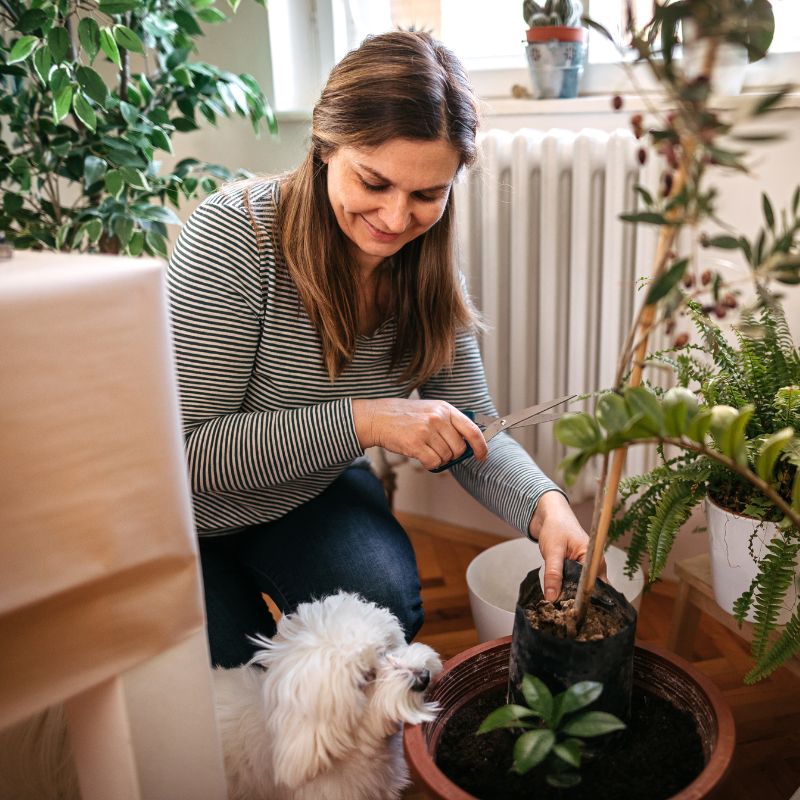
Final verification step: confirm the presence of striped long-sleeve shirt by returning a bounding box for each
[167,179,562,535]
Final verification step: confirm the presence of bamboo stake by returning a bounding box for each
[573,27,721,628]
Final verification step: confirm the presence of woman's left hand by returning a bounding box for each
[529,491,596,602]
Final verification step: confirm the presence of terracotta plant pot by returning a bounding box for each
[404,636,735,800]
[524,26,588,99]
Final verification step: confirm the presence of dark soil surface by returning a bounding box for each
[435,683,705,799]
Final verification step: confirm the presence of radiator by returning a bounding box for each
[455,128,663,502]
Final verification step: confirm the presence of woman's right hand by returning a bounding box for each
[352,398,488,471]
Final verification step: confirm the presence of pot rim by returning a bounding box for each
[526,25,588,43]
[705,493,780,526]
[404,637,735,800]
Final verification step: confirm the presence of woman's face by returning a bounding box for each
[323,137,461,272]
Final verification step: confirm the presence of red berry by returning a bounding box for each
[674,333,689,348]
[701,270,712,285]
[612,95,624,111]
[637,147,647,165]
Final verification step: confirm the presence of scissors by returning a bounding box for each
[430,393,576,473]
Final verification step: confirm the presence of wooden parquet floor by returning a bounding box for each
[397,511,800,800]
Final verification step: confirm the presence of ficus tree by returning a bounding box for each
[0,0,275,256]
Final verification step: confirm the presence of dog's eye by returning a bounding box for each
[361,667,377,684]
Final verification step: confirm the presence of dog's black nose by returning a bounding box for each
[411,669,430,692]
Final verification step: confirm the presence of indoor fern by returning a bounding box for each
[597,300,799,680]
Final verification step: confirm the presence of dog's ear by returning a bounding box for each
[257,639,370,789]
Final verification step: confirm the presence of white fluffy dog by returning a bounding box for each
[0,592,441,800]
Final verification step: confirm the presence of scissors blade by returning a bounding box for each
[481,394,576,442]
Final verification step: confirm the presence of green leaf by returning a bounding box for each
[99,27,122,68]
[78,17,101,61]
[711,405,754,465]
[32,45,52,84]
[85,218,103,243]
[197,7,227,23]
[521,675,554,723]
[84,155,107,188]
[558,681,602,718]
[558,450,591,488]
[73,92,97,131]
[119,101,139,125]
[756,428,794,482]
[686,409,713,443]
[173,66,194,87]
[619,212,670,226]
[16,9,50,33]
[8,35,39,64]
[135,205,181,225]
[624,386,664,435]
[47,27,70,64]
[596,392,629,434]
[477,704,537,734]
[513,730,555,775]
[706,235,741,250]
[174,9,204,35]
[49,66,70,94]
[149,127,173,154]
[146,230,169,258]
[105,169,124,197]
[792,469,800,513]
[52,85,74,124]
[113,215,134,246]
[555,413,603,450]
[75,66,108,105]
[662,386,699,437]
[646,258,688,305]
[139,74,154,103]
[120,166,149,190]
[762,193,775,230]
[113,24,145,54]
[227,0,242,10]
[546,771,581,789]
[98,0,140,13]
[128,229,145,256]
[552,739,582,768]
[561,711,626,738]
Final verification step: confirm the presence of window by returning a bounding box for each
[267,0,800,112]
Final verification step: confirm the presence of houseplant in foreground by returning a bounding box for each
[405,2,797,797]
[522,0,587,99]
[607,298,799,682]
[0,0,275,256]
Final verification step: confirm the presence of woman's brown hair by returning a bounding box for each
[277,30,481,386]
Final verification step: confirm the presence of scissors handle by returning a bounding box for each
[429,410,476,473]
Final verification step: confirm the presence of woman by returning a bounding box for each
[168,30,589,668]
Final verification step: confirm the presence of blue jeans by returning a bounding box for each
[198,465,424,667]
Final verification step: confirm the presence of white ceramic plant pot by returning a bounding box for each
[705,496,799,624]
[466,538,644,643]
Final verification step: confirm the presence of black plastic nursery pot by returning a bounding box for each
[508,560,637,721]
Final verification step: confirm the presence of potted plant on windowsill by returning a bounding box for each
[678,0,775,95]
[405,1,798,796]
[522,0,588,99]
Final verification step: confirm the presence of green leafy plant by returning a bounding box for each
[0,0,275,256]
[650,0,775,64]
[523,0,584,28]
[552,1,800,683]
[478,675,625,788]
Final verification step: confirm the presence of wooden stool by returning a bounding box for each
[667,553,800,680]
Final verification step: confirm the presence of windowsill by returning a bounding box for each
[482,91,800,118]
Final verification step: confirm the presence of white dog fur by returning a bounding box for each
[0,592,441,800]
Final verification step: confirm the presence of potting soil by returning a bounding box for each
[435,682,705,799]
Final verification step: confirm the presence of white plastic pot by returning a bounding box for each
[466,538,645,643]
[705,496,799,624]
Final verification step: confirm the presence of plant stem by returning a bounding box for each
[575,167,688,622]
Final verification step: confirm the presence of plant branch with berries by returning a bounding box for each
[557,0,800,681]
